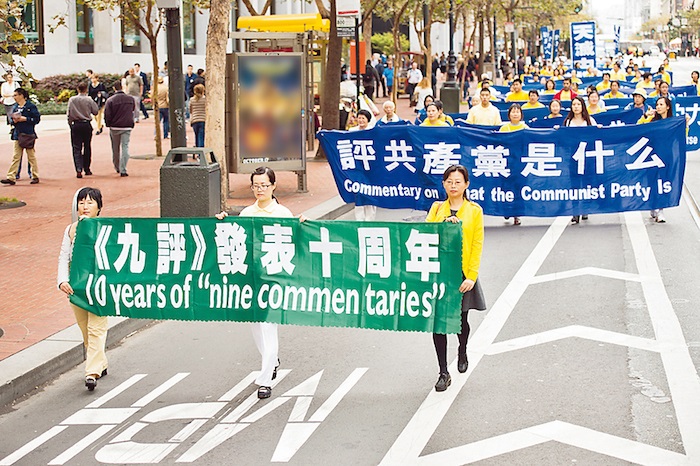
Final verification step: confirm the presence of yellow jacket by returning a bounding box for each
[426,200,483,281]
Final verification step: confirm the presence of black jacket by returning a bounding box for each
[104,91,135,128]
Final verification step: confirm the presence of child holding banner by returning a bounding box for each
[216,167,289,398]
[426,165,486,392]
[58,187,109,391]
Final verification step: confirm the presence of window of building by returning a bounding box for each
[183,0,196,55]
[0,0,45,54]
[76,1,94,53]
[121,17,141,53]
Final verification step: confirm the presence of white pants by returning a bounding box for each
[354,205,377,221]
[251,322,278,386]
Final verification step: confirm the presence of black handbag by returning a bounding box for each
[17,133,37,149]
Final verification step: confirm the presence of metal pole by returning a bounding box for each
[493,13,497,80]
[510,0,516,64]
[445,0,457,86]
[165,8,186,151]
[355,16,361,110]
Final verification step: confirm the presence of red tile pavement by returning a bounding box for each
[0,93,444,362]
[0,118,326,362]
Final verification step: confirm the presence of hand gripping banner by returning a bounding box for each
[69,218,464,334]
[317,117,687,217]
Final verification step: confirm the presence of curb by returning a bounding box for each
[0,196,351,408]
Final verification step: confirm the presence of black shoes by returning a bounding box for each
[85,169,93,176]
[581,215,588,220]
[458,354,468,373]
[96,128,103,135]
[1,179,15,185]
[120,173,129,177]
[85,376,97,391]
[435,372,451,392]
[76,172,82,178]
[257,386,272,399]
[30,178,39,184]
[101,368,108,377]
[272,359,280,380]
[571,216,580,224]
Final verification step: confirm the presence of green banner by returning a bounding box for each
[69,218,464,334]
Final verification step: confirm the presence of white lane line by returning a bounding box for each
[48,424,116,465]
[682,184,700,231]
[0,426,68,465]
[625,211,700,461]
[218,371,260,402]
[379,217,570,465]
[131,373,190,408]
[531,267,641,284]
[479,325,660,355]
[85,374,148,409]
[308,368,368,422]
[169,419,209,443]
[220,370,292,423]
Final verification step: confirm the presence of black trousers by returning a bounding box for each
[379,77,387,97]
[432,311,470,373]
[140,96,149,118]
[70,121,93,173]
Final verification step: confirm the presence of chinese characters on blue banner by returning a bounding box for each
[571,21,597,70]
[317,117,687,217]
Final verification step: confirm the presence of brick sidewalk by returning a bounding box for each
[0,114,341,361]
[0,88,464,362]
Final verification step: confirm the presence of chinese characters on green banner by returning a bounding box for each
[69,218,464,334]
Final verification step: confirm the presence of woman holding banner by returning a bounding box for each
[426,165,486,392]
[58,187,109,391]
[500,104,527,226]
[564,97,597,224]
[216,167,290,398]
[637,97,677,223]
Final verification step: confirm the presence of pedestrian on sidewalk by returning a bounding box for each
[426,165,486,392]
[134,63,150,120]
[184,65,196,119]
[156,76,169,138]
[216,167,287,399]
[67,82,98,178]
[2,88,40,185]
[58,187,109,391]
[1,72,19,124]
[88,74,107,135]
[124,67,143,123]
[189,83,206,147]
[104,81,135,177]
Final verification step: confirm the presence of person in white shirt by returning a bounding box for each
[378,100,402,124]
[465,88,502,126]
[216,167,292,399]
[406,62,423,101]
[58,187,109,391]
[1,72,20,124]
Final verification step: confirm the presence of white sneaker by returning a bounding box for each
[656,211,666,223]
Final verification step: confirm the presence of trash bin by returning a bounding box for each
[160,147,221,217]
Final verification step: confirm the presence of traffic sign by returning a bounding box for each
[337,27,356,38]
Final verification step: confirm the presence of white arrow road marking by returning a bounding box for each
[86,374,147,409]
[381,213,700,465]
[132,373,190,408]
[48,425,116,465]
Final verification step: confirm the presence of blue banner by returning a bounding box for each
[317,118,686,217]
[675,96,700,150]
[552,29,560,61]
[541,27,552,62]
[613,25,620,55]
[570,21,597,69]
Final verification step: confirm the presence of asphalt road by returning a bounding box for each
[2,57,700,466]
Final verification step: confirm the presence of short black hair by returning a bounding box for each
[528,89,539,97]
[76,187,103,213]
[603,72,611,78]
[357,109,372,121]
[512,78,522,84]
[134,63,141,67]
[14,88,28,99]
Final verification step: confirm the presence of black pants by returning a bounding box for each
[140,96,149,118]
[432,311,470,373]
[70,121,93,173]
[364,85,375,101]
[379,77,387,97]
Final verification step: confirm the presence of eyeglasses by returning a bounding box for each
[444,180,464,186]
[251,184,272,191]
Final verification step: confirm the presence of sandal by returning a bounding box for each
[272,360,280,380]
[257,386,272,399]
[85,376,97,391]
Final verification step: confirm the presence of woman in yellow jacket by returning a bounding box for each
[426,165,486,392]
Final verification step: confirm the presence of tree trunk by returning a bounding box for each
[149,42,163,157]
[205,0,232,208]
[363,12,372,62]
[317,0,341,158]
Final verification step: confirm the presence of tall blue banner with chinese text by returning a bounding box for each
[317,117,687,217]
[541,27,552,62]
[552,29,560,61]
[571,21,597,69]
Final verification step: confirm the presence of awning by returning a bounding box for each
[237,13,330,33]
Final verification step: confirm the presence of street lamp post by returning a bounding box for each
[440,0,460,113]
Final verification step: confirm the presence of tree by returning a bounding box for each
[408,0,448,82]
[0,0,39,79]
[202,0,230,208]
[374,0,411,101]
[83,0,165,156]
[315,0,341,158]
